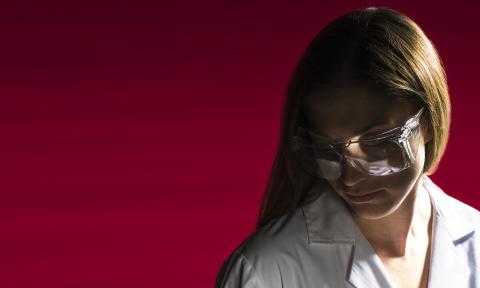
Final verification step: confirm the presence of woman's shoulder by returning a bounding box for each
[224,206,309,261]
[215,208,309,287]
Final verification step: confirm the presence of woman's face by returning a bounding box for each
[304,83,430,220]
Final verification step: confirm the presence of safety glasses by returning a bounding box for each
[291,107,425,180]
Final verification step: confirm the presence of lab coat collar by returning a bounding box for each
[301,175,478,287]
[301,179,357,243]
[422,175,478,287]
[422,175,479,241]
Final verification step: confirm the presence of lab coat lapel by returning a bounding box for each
[423,175,476,287]
[302,180,394,288]
[427,211,470,287]
[347,227,395,288]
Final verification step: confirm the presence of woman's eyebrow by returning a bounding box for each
[354,121,393,135]
[311,121,393,140]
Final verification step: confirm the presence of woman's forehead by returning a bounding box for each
[304,84,414,113]
[303,85,416,136]
[305,83,389,105]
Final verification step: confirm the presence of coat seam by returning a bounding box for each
[236,251,268,288]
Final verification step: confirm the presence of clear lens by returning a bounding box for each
[291,111,423,180]
[346,125,421,176]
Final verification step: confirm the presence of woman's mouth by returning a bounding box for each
[344,190,380,203]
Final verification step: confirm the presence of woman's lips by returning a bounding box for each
[344,190,380,203]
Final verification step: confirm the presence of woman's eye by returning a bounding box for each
[361,139,389,146]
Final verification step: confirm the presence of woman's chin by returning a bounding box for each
[345,202,397,220]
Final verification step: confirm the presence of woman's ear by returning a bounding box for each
[421,120,432,144]
[416,109,432,144]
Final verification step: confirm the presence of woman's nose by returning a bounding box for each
[340,158,368,187]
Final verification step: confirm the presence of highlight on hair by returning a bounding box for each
[256,7,451,228]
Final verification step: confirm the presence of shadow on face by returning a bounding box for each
[303,82,428,220]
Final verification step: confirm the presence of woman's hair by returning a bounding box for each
[256,7,451,228]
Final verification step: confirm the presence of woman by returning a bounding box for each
[215,7,480,288]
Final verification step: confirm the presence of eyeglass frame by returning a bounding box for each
[306,106,424,153]
[291,106,426,175]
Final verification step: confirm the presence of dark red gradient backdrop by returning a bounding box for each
[0,1,478,287]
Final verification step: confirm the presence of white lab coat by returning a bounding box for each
[215,175,480,287]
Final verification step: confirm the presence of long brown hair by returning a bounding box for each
[256,7,451,228]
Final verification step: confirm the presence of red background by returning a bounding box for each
[0,1,478,287]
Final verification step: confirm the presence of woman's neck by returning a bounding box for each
[351,178,433,257]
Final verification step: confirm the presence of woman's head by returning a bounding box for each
[257,7,451,227]
[303,82,430,219]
